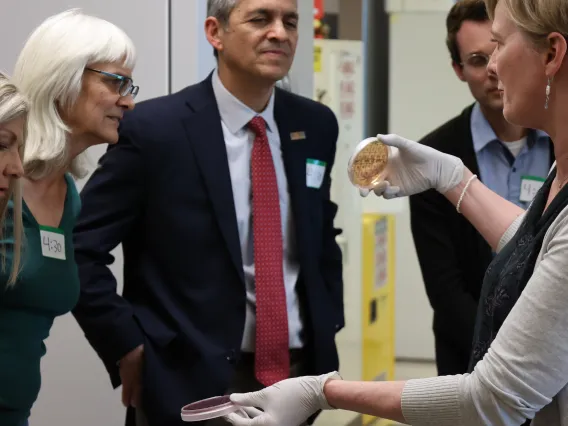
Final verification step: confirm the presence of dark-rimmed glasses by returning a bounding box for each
[85,68,139,99]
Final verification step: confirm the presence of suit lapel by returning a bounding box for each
[274,91,310,262]
[182,79,244,283]
[548,137,555,167]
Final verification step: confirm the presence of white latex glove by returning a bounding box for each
[358,133,465,198]
[224,372,341,426]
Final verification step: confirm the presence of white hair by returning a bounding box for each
[0,72,27,287]
[207,0,239,23]
[12,8,137,180]
[208,0,239,57]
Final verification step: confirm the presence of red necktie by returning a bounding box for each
[248,116,290,386]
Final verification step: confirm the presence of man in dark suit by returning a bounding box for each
[409,0,553,376]
[71,1,343,425]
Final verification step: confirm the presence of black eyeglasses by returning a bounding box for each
[85,68,139,99]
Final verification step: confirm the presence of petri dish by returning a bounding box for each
[181,395,243,422]
[347,136,391,190]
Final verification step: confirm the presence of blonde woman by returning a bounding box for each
[0,73,26,285]
[225,0,568,425]
[2,9,138,426]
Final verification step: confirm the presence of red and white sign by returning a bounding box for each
[314,0,324,19]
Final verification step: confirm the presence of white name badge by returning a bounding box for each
[306,159,327,189]
[40,226,66,260]
[520,175,545,203]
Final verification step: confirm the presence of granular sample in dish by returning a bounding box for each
[348,137,390,189]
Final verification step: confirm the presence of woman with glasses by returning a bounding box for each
[1,9,138,426]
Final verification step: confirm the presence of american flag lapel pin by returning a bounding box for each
[290,131,306,141]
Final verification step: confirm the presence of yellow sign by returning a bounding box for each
[361,214,396,426]
[314,46,322,72]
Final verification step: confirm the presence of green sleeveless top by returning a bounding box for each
[0,174,81,425]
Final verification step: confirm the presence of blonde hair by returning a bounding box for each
[484,0,568,47]
[0,72,26,287]
[12,8,136,181]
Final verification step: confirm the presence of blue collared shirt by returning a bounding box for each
[471,102,551,209]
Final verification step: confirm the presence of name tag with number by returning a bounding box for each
[520,175,546,203]
[306,158,326,189]
[40,226,66,260]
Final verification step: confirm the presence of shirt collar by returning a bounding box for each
[470,102,549,153]
[211,68,277,134]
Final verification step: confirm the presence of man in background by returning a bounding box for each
[409,0,553,375]
[71,0,344,425]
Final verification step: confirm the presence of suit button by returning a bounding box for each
[226,349,237,363]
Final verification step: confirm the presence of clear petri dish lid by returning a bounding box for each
[347,136,391,190]
[181,395,243,422]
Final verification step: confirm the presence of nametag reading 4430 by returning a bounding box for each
[306,159,326,189]
[40,226,66,260]
[520,175,546,203]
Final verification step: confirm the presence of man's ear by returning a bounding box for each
[544,32,567,77]
[205,17,224,55]
[452,61,466,82]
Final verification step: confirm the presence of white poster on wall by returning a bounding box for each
[386,0,455,12]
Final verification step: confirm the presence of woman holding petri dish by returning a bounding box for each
[222,0,568,425]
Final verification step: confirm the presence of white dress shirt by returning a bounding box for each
[211,69,303,350]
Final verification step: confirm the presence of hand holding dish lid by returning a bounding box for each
[181,395,246,422]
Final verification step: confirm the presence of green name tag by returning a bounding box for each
[520,175,545,203]
[306,159,327,189]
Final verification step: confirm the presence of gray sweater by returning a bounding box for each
[401,209,568,426]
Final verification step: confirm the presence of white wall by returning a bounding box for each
[387,9,474,359]
[325,0,340,14]
[0,1,313,425]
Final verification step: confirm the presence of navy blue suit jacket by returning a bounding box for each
[72,74,344,426]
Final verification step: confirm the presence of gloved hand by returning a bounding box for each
[358,133,465,198]
[224,372,341,426]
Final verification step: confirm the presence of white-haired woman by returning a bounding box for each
[224,0,568,425]
[1,9,138,426]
